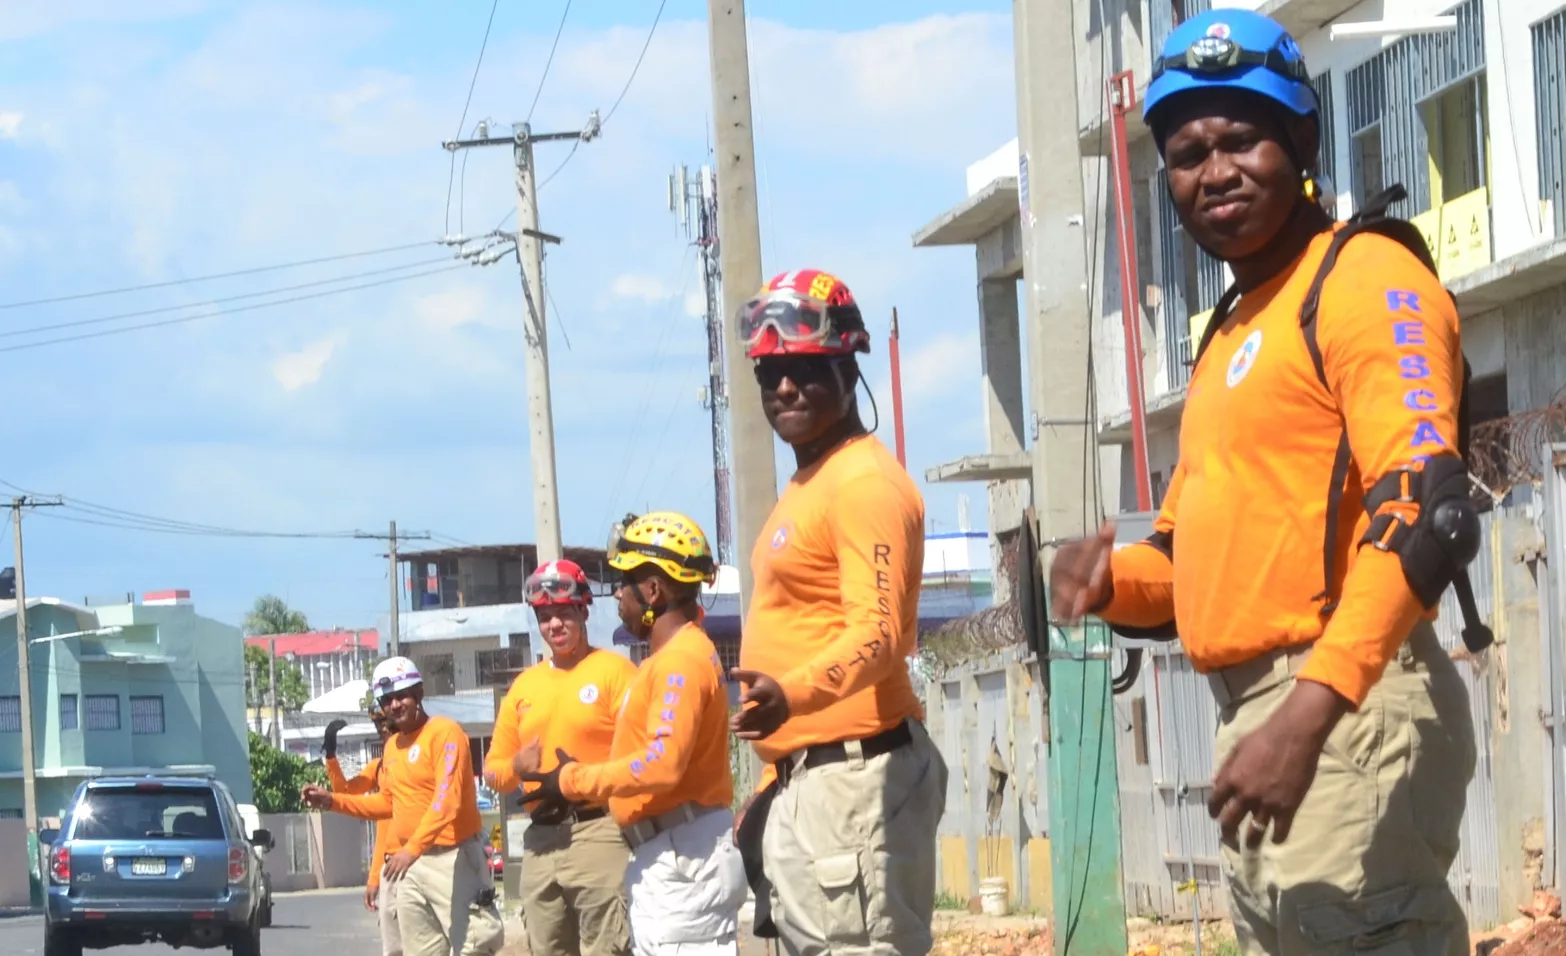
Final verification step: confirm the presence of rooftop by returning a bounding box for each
[244,629,379,656]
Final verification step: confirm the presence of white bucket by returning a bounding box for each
[979,876,1011,917]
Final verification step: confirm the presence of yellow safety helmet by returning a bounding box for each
[608,511,717,585]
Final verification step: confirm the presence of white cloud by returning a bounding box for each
[271,335,345,392]
[415,286,489,330]
[611,273,671,302]
[0,112,23,138]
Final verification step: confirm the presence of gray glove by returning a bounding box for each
[323,719,348,759]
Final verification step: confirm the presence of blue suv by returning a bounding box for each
[39,775,272,956]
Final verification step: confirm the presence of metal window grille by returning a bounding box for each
[1157,177,1225,389]
[84,694,120,731]
[129,696,165,735]
[0,809,21,820]
[59,694,77,731]
[476,647,531,689]
[714,637,741,675]
[1536,9,1566,237]
[1313,71,1339,190]
[1150,0,1213,65]
[1344,0,1486,216]
[0,697,19,734]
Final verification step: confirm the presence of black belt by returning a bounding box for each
[774,720,913,787]
[528,805,607,827]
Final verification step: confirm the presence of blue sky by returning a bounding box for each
[0,0,1017,629]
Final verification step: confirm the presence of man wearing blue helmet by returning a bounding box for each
[1049,8,1477,955]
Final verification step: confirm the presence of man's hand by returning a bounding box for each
[363,883,379,911]
[1048,521,1117,625]
[511,738,543,780]
[729,669,789,740]
[300,785,333,811]
[519,748,578,819]
[1208,680,1351,848]
[323,719,348,760]
[382,850,417,883]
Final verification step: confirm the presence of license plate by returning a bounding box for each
[131,858,166,876]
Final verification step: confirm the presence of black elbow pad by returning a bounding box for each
[1359,453,1480,609]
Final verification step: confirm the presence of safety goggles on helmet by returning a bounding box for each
[1151,34,1309,87]
[737,289,846,352]
[525,574,588,606]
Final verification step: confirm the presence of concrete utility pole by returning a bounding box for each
[671,163,735,566]
[443,117,600,567]
[1013,0,1130,951]
[267,638,280,748]
[11,494,62,835]
[354,524,433,658]
[708,0,777,612]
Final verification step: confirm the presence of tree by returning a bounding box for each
[244,595,310,636]
[248,732,326,814]
[243,644,311,712]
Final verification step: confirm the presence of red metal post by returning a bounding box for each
[889,308,908,468]
[1108,71,1154,512]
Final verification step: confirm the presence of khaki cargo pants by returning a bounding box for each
[396,838,505,956]
[1210,620,1477,955]
[520,813,632,956]
[378,877,402,956]
[762,718,948,956]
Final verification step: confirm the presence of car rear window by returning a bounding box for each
[71,786,226,841]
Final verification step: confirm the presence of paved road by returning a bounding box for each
[0,889,381,956]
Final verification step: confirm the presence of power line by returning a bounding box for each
[0,263,467,355]
[527,0,575,124]
[0,255,455,340]
[35,510,361,540]
[0,242,438,312]
[603,0,670,125]
[446,0,503,235]
[0,479,362,539]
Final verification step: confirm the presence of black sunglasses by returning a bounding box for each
[753,356,850,390]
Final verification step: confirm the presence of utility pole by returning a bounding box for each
[708,0,777,611]
[11,494,62,836]
[355,524,433,658]
[671,163,735,565]
[889,309,908,468]
[442,116,601,566]
[1013,0,1130,951]
[267,638,280,748]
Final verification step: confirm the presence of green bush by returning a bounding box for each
[248,732,326,813]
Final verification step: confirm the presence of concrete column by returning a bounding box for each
[978,275,1028,602]
[1495,514,1549,909]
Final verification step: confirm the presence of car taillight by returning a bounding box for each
[227,846,247,883]
[49,845,70,884]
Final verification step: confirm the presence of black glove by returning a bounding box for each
[323,719,348,760]
[519,748,577,822]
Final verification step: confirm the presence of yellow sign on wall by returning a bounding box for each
[1187,307,1215,352]
[1409,187,1492,282]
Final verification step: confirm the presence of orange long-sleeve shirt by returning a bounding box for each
[740,433,926,765]
[326,756,381,795]
[560,623,733,827]
[484,648,636,810]
[330,716,482,858]
[327,757,400,889]
[1102,225,1461,707]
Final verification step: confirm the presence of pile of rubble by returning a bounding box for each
[931,925,1053,956]
[1475,890,1566,956]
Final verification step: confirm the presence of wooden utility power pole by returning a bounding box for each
[443,119,599,567]
[1013,0,1130,951]
[355,524,432,658]
[708,0,777,612]
[11,494,61,836]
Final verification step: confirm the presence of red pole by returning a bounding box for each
[889,308,908,468]
[1108,71,1154,512]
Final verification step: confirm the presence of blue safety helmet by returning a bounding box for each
[1144,9,1318,147]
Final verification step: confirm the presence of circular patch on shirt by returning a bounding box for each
[579,684,600,705]
[1226,329,1263,388]
[769,521,792,552]
[407,744,421,763]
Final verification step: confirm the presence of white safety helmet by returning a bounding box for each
[371,656,423,700]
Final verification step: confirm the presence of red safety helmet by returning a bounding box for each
[741,269,871,359]
[525,559,594,608]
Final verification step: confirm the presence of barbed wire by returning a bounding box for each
[917,531,1026,677]
[1469,387,1566,496]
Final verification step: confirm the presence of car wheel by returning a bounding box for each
[44,924,82,956]
[258,900,272,929]
[230,912,262,956]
